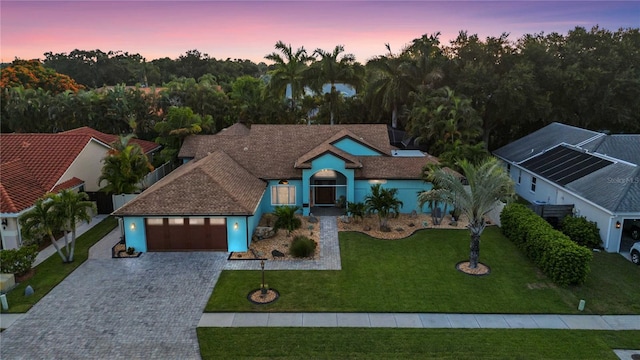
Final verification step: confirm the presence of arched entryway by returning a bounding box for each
[309,169,347,215]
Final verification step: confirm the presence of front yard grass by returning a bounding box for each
[198,328,640,359]
[206,227,640,314]
[1,216,118,313]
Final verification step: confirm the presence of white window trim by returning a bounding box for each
[271,185,296,205]
[530,177,537,193]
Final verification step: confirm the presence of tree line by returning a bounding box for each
[1,26,638,163]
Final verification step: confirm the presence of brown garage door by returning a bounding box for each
[145,218,227,251]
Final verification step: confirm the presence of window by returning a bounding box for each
[209,218,225,225]
[168,218,184,225]
[146,218,163,225]
[531,177,537,192]
[506,164,511,175]
[271,185,296,205]
[518,170,522,184]
[189,218,205,225]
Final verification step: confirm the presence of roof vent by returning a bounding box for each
[243,147,248,151]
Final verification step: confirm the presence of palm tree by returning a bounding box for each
[273,206,302,236]
[418,157,514,268]
[264,41,314,112]
[364,184,404,231]
[308,45,364,125]
[366,45,417,129]
[19,198,67,262]
[52,190,96,262]
[99,134,154,194]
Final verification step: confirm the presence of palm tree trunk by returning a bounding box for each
[469,232,481,268]
[391,106,398,128]
[48,233,69,263]
[69,228,77,262]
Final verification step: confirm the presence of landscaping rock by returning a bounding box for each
[24,285,34,296]
[271,250,285,257]
[363,225,371,231]
[308,214,318,223]
[410,210,418,219]
[253,227,275,240]
[408,222,415,227]
[395,227,404,232]
[339,215,350,223]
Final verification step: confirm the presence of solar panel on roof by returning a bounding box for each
[521,146,613,185]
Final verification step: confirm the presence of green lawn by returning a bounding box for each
[198,328,640,359]
[1,216,118,313]
[206,227,640,314]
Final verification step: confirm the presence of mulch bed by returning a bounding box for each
[112,243,142,258]
[247,288,279,305]
[456,261,491,276]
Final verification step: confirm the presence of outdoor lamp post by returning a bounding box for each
[260,260,267,295]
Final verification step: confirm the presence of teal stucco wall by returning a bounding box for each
[354,179,433,213]
[226,216,248,252]
[123,217,147,252]
[333,138,383,156]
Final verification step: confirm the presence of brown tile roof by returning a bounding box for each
[179,124,414,180]
[357,156,439,179]
[62,127,161,154]
[113,151,267,216]
[295,144,362,169]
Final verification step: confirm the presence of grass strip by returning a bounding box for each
[198,328,640,360]
[1,216,118,313]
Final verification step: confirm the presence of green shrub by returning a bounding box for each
[289,236,317,258]
[273,206,302,234]
[347,202,366,222]
[0,245,38,276]
[501,203,592,286]
[560,216,602,249]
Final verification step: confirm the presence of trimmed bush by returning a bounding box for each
[560,216,602,249]
[501,203,592,286]
[0,245,38,276]
[290,236,317,258]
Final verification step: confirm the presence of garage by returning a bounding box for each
[145,217,227,251]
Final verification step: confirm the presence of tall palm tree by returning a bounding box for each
[52,190,96,262]
[19,198,67,262]
[364,184,404,231]
[418,157,514,268]
[99,134,154,194]
[264,41,314,112]
[366,46,417,128]
[308,45,364,125]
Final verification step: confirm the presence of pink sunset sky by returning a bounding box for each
[1,1,638,64]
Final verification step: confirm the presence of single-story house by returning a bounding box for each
[0,128,160,249]
[113,123,438,253]
[493,122,640,253]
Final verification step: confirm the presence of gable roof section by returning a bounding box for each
[180,124,403,180]
[113,151,266,216]
[326,128,387,155]
[521,145,613,186]
[581,135,640,166]
[1,134,96,211]
[62,127,161,154]
[493,122,603,163]
[565,163,639,213]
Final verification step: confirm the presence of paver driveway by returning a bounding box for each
[0,252,228,360]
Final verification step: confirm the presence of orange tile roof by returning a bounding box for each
[61,127,161,154]
[0,127,157,213]
[113,151,266,216]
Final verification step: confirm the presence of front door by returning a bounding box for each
[314,180,336,205]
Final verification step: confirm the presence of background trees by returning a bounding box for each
[1,26,638,155]
[99,134,154,194]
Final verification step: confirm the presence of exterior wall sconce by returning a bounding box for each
[130,222,136,231]
[279,180,289,185]
[234,222,239,230]
[1,219,7,230]
[615,221,621,229]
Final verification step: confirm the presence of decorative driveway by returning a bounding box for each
[0,252,228,360]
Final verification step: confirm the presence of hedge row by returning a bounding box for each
[500,203,592,286]
[0,245,38,276]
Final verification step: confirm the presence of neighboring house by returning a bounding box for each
[113,123,438,253]
[0,128,160,250]
[493,122,640,253]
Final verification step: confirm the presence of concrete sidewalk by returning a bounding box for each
[199,312,640,330]
[32,214,108,267]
